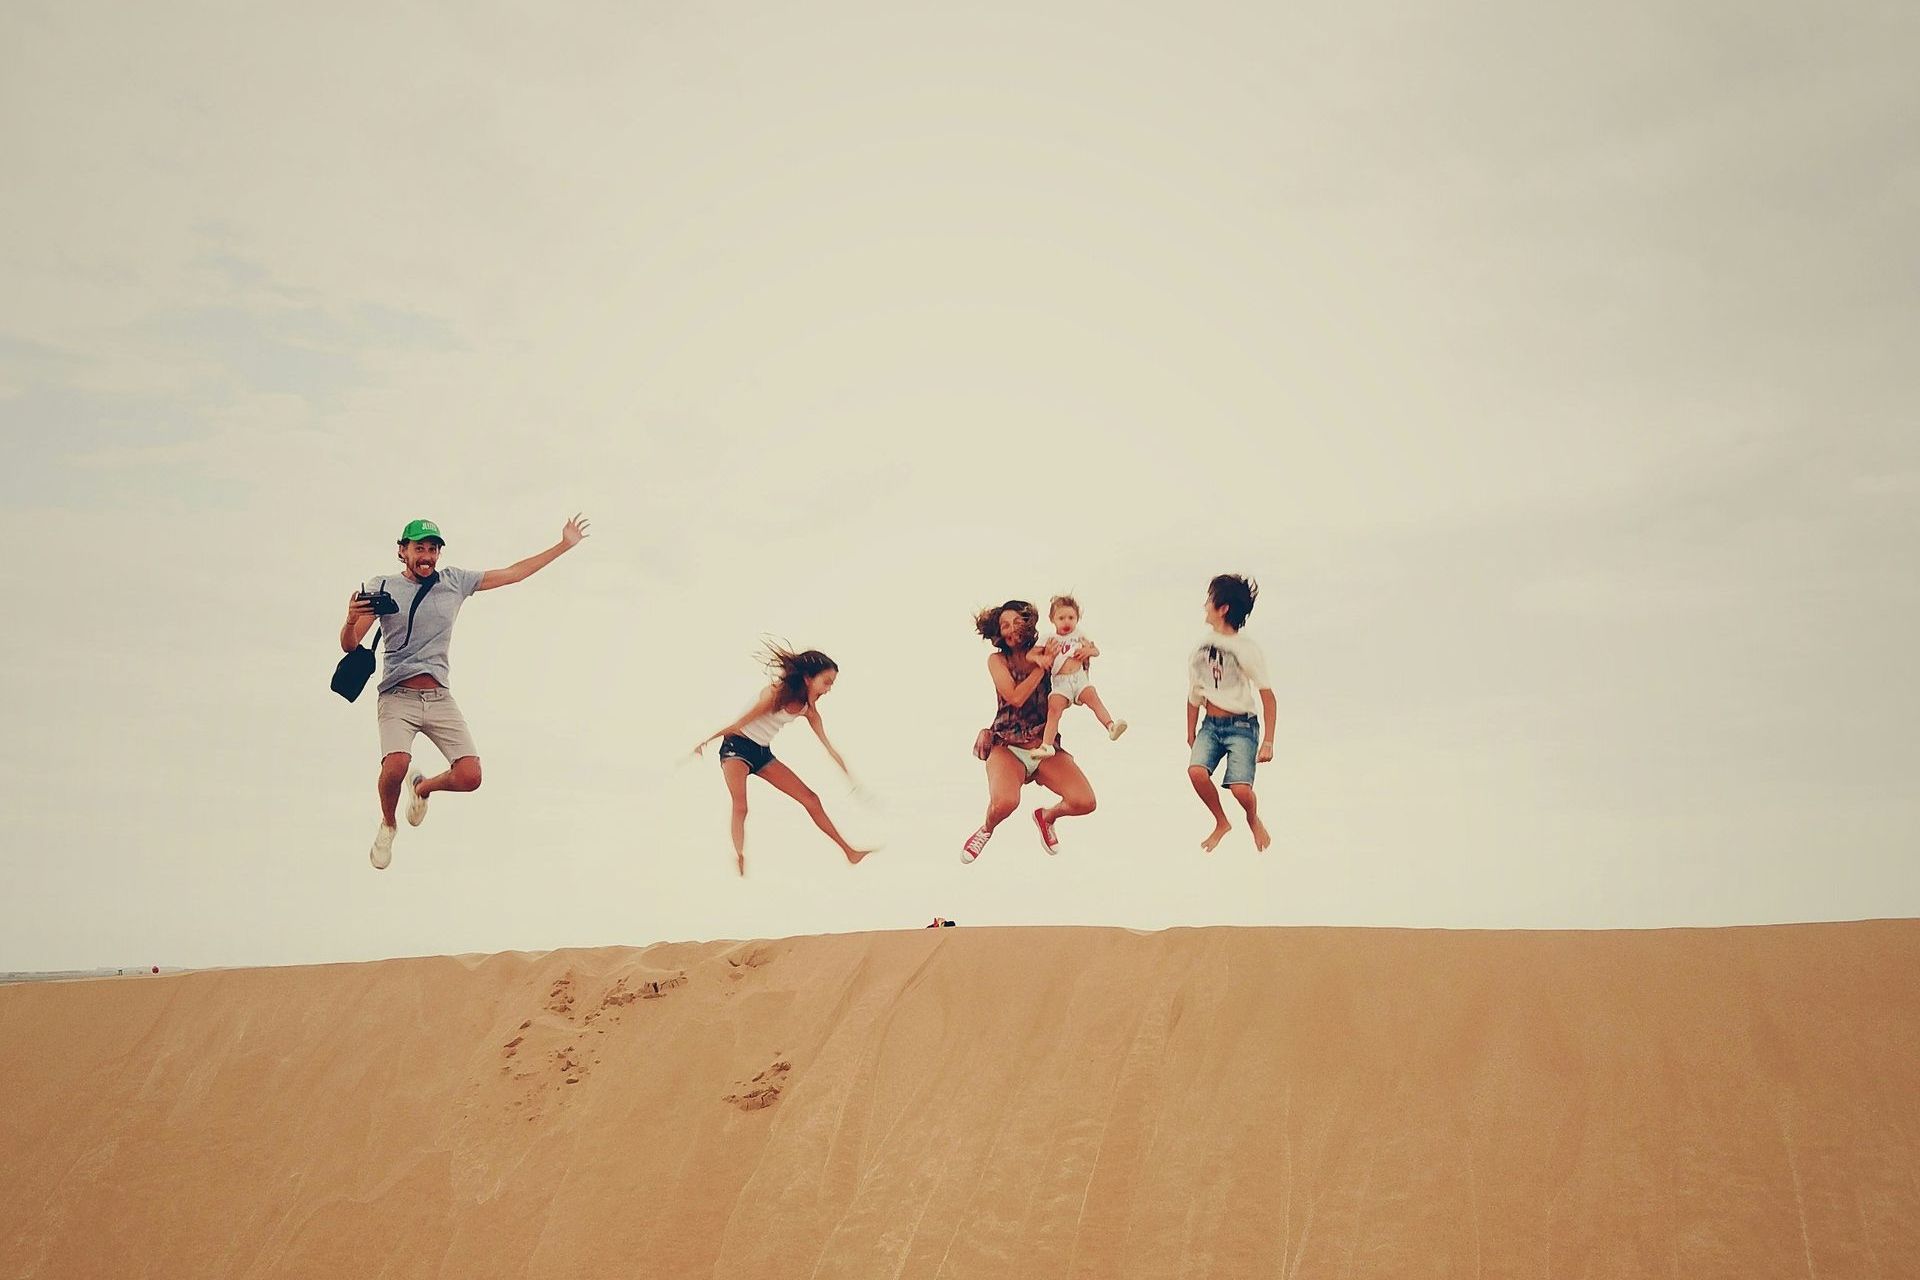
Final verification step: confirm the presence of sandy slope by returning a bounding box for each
[3,921,1917,1278]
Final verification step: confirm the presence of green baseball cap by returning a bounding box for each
[399,518,446,545]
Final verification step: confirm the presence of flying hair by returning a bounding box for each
[1208,574,1259,629]
[972,600,1039,656]
[758,638,838,710]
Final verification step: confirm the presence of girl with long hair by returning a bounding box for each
[692,644,876,875]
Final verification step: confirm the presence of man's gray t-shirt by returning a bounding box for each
[362,566,484,694]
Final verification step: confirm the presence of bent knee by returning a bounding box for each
[454,758,483,788]
[1187,765,1213,782]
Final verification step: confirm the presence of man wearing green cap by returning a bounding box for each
[341,513,591,869]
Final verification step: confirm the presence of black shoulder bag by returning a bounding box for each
[330,574,438,702]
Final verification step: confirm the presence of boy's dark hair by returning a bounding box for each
[1048,594,1081,618]
[973,599,1039,655]
[762,644,837,709]
[1208,574,1259,629]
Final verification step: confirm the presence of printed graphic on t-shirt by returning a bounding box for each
[1192,635,1268,702]
[1051,634,1088,672]
[1200,643,1231,690]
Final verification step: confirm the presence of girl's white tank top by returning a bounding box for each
[738,701,802,747]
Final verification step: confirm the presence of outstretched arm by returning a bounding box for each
[692,686,778,757]
[806,708,854,777]
[477,513,591,592]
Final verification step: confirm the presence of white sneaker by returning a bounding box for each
[1108,720,1129,741]
[369,824,396,870]
[406,773,430,827]
[961,826,992,864]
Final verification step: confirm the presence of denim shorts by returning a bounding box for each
[1190,713,1259,787]
[718,734,775,775]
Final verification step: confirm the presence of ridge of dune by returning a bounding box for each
[3,920,1917,1278]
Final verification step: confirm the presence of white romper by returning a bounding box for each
[1048,631,1095,704]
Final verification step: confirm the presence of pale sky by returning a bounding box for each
[3,2,1916,971]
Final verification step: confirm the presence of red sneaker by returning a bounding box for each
[961,826,992,864]
[1032,807,1060,855]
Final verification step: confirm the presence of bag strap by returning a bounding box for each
[360,574,435,654]
[398,573,437,648]
[358,580,382,654]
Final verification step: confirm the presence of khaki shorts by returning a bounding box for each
[377,686,478,762]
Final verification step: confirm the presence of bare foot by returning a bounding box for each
[1250,818,1272,852]
[845,846,877,866]
[735,850,746,877]
[1201,821,1232,853]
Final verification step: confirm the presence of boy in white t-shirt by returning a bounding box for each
[1029,594,1126,759]
[1186,573,1276,852]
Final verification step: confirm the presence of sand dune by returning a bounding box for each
[3,921,1917,1278]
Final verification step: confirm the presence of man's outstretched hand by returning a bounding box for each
[477,513,594,592]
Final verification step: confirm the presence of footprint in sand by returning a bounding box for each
[725,948,776,981]
[552,1046,588,1083]
[600,972,687,1009]
[724,1060,792,1112]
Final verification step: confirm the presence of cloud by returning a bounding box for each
[0,244,463,507]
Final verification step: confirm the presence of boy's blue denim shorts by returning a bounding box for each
[1190,713,1259,787]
